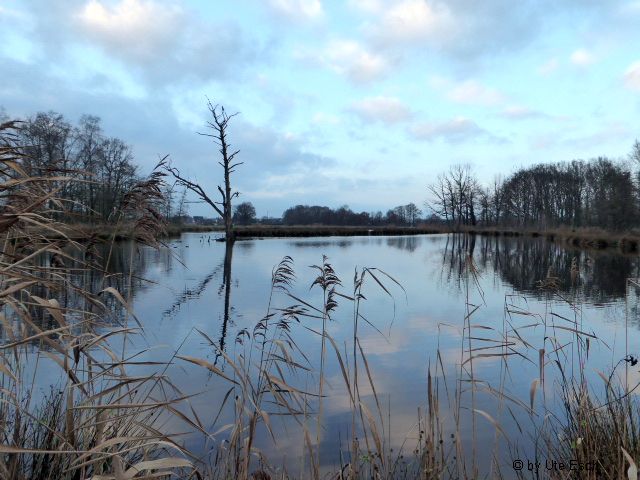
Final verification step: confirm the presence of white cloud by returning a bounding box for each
[531,121,631,150]
[311,112,341,125]
[446,80,505,106]
[430,77,506,107]
[570,48,596,67]
[267,0,323,21]
[368,0,455,47]
[358,0,602,60]
[619,1,640,15]
[427,75,448,89]
[0,5,26,19]
[537,57,559,76]
[501,105,544,120]
[231,120,335,175]
[316,39,390,83]
[76,0,182,63]
[623,61,640,91]
[348,0,384,14]
[349,96,412,124]
[563,121,630,149]
[71,0,257,85]
[409,117,487,142]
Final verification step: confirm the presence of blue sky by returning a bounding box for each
[1,0,640,217]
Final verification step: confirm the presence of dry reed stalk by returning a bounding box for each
[0,121,200,479]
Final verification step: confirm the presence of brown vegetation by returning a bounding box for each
[217,224,640,254]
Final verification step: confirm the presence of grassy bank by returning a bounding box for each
[36,222,640,254]
[232,224,448,238]
[233,224,640,252]
[29,222,218,241]
[462,226,640,253]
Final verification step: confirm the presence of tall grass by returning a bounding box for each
[0,120,199,479]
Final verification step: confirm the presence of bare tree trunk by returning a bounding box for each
[215,242,233,365]
[164,100,242,242]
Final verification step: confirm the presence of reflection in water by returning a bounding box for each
[216,242,234,365]
[289,239,355,249]
[0,240,155,346]
[163,269,219,317]
[439,234,476,291]
[158,241,236,365]
[11,232,640,475]
[442,234,640,303]
[386,236,419,252]
[290,240,335,249]
[235,240,254,252]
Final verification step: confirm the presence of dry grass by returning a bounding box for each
[24,222,216,241]
[201,224,640,255]
[230,225,448,239]
[461,225,640,253]
[0,121,199,479]
[30,221,640,255]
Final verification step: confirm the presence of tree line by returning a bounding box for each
[11,109,640,233]
[280,203,424,226]
[3,110,201,224]
[11,111,141,222]
[428,144,640,231]
[192,202,427,227]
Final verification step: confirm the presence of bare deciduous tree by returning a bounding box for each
[165,100,242,242]
[233,201,256,225]
[405,202,422,225]
[427,165,479,229]
[630,139,640,165]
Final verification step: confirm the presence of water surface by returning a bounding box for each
[17,233,640,477]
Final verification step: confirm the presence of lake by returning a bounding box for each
[16,232,640,478]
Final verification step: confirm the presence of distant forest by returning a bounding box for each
[6,110,640,231]
[427,154,640,231]
[277,145,640,232]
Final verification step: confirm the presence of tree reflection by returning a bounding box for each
[386,236,419,252]
[215,241,234,365]
[441,234,638,302]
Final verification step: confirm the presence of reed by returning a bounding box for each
[0,121,198,479]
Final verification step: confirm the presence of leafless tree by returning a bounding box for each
[161,183,175,220]
[405,202,422,225]
[630,139,640,165]
[165,100,242,242]
[233,201,256,225]
[427,172,453,223]
[176,187,188,220]
[427,164,479,228]
[15,112,139,221]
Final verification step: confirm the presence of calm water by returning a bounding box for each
[18,233,640,476]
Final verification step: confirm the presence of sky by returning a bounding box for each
[1,0,640,217]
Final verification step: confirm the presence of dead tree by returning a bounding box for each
[165,100,242,242]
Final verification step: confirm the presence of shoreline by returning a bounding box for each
[229,225,640,253]
[28,223,640,253]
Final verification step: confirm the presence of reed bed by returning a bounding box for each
[28,222,640,255]
[0,121,198,479]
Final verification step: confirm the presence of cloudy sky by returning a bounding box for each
[1,0,640,216]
